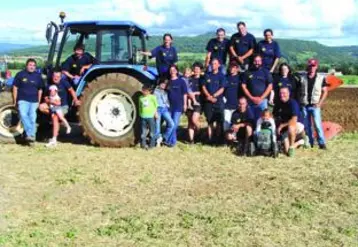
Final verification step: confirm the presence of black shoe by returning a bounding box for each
[319,144,327,150]
[25,136,35,143]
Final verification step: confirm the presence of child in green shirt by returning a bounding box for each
[139,84,158,149]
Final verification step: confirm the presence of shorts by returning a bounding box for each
[51,105,69,115]
[203,103,223,124]
[187,104,201,114]
[281,122,305,140]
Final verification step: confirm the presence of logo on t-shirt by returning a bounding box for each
[72,64,77,68]
[278,82,283,87]
[262,47,266,52]
[236,119,241,123]
[207,79,211,83]
[142,98,149,107]
[22,78,28,83]
[214,46,218,50]
[236,39,240,43]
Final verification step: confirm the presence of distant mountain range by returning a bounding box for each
[1,34,357,67]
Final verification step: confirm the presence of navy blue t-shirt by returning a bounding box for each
[273,98,303,124]
[13,70,44,103]
[224,74,240,110]
[206,38,230,65]
[151,45,178,75]
[273,75,300,103]
[202,72,227,108]
[62,52,96,76]
[242,67,273,97]
[230,107,255,126]
[230,32,256,65]
[188,76,202,102]
[167,78,188,112]
[257,40,281,70]
[48,79,72,106]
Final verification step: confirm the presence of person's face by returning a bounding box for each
[193,66,201,77]
[238,98,247,112]
[159,82,167,90]
[142,89,150,96]
[163,36,172,47]
[217,31,225,42]
[52,72,62,84]
[75,48,84,58]
[211,60,220,71]
[253,56,262,68]
[184,69,192,78]
[170,66,178,77]
[50,89,57,97]
[279,88,290,102]
[238,24,247,35]
[26,61,36,73]
[308,64,318,74]
[281,65,289,77]
[264,31,273,42]
[230,66,238,75]
[262,113,271,121]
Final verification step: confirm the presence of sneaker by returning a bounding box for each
[319,144,327,150]
[303,136,310,149]
[296,139,305,147]
[193,102,200,106]
[26,136,36,143]
[156,136,163,147]
[288,147,294,157]
[66,126,72,134]
[45,139,57,148]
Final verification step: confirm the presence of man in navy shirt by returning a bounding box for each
[39,69,81,147]
[62,44,96,86]
[12,58,44,143]
[242,55,273,121]
[226,97,255,150]
[273,87,309,157]
[141,33,178,78]
[202,59,226,144]
[205,28,230,75]
[229,22,257,72]
[223,62,241,132]
[257,29,281,73]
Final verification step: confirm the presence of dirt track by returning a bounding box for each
[323,87,358,132]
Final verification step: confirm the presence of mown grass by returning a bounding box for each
[0,132,357,246]
[339,75,358,85]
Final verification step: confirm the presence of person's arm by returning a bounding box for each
[256,118,263,133]
[12,86,18,106]
[141,46,159,58]
[260,84,273,101]
[173,47,178,64]
[270,58,280,73]
[270,43,281,73]
[62,70,75,80]
[269,118,276,134]
[205,52,212,68]
[52,97,61,106]
[68,87,81,106]
[241,36,256,61]
[241,84,254,101]
[38,89,43,104]
[317,79,328,108]
[269,90,275,105]
[213,87,224,98]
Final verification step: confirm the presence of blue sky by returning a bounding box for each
[1,0,357,46]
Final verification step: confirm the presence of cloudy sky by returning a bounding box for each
[1,0,357,46]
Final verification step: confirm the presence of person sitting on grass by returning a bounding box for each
[44,85,71,147]
[139,84,158,149]
[226,97,255,153]
[273,86,309,157]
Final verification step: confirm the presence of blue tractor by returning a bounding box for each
[0,12,158,146]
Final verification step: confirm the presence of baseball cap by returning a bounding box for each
[49,85,58,91]
[307,58,319,67]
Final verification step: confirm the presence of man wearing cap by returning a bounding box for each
[205,28,230,75]
[229,22,257,72]
[223,62,241,132]
[299,58,328,149]
[62,44,97,85]
[241,54,273,121]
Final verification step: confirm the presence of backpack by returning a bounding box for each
[256,129,272,155]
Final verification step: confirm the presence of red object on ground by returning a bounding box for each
[314,121,343,140]
[326,75,343,92]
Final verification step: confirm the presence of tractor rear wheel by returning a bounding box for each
[79,73,142,147]
[0,92,24,143]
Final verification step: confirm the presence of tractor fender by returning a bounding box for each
[76,65,158,96]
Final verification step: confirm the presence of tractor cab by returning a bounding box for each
[45,13,149,72]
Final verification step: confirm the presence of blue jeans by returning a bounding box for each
[207,64,227,75]
[249,99,268,122]
[140,117,156,148]
[302,106,326,146]
[155,107,175,141]
[18,100,38,138]
[166,111,182,147]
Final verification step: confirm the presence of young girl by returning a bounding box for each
[47,85,71,135]
[182,67,200,110]
[256,109,276,143]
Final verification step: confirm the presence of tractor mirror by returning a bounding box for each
[46,24,53,44]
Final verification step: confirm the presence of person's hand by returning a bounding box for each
[251,97,261,105]
[232,124,240,132]
[74,99,81,106]
[277,125,283,135]
[211,97,218,103]
[183,104,187,113]
[238,56,244,64]
[154,112,159,119]
[314,103,321,108]
[269,98,274,106]
[74,75,81,80]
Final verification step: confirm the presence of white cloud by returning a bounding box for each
[0,0,357,46]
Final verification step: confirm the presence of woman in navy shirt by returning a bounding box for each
[257,29,281,73]
[166,65,188,147]
[141,33,178,78]
[270,63,301,105]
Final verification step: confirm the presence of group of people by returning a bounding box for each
[139,21,328,156]
[12,21,328,156]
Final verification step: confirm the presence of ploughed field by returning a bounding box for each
[323,87,358,132]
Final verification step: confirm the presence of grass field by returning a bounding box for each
[339,75,358,85]
[0,132,358,246]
